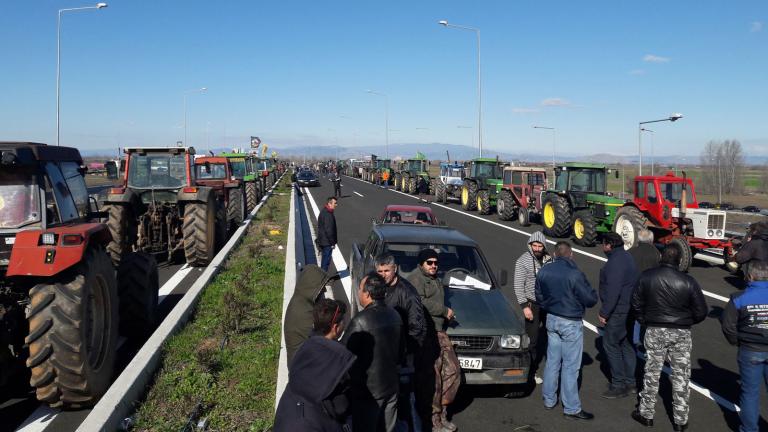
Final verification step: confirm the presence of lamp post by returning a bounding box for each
[183,87,207,146]
[439,20,483,157]
[366,89,389,159]
[56,2,108,146]
[638,113,682,175]
[533,126,556,168]
[640,127,655,175]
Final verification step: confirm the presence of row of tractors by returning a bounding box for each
[0,142,282,409]
[353,154,433,194]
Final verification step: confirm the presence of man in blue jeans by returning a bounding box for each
[535,241,598,421]
[721,260,768,432]
[316,196,338,272]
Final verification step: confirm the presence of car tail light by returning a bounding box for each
[40,233,57,245]
[109,187,125,194]
[183,187,198,193]
[61,234,84,246]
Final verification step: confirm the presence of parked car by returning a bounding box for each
[379,204,438,225]
[716,202,735,210]
[699,201,714,209]
[349,223,529,385]
[295,170,320,187]
[742,205,761,213]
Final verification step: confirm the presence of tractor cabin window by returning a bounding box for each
[636,181,645,198]
[44,162,79,223]
[647,182,658,204]
[60,161,89,219]
[528,173,545,186]
[511,172,523,185]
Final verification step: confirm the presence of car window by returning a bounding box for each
[384,242,492,287]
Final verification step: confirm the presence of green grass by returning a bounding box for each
[134,177,290,431]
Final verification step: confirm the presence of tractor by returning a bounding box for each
[434,161,466,203]
[496,166,548,226]
[255,157,276,191]
[541,162,624,246]
[195,156,247,233]
[614,172,737,272]
[221,151,263,213]
[103,147,225,267]
[394,155,431,194]
[460,158,505,214]
[0,142,158,408]
[373,157,392,186]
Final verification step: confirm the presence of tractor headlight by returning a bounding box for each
[707,230,714,237]
[716,230,723,237]
[500,335,521,349]
[41,233,56,245]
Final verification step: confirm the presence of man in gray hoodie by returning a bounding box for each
[514,231,552,383]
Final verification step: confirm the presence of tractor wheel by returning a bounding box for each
[408,177,417,194]
[104,204,133,266]
[436,181,447,203]
[394,174,401,191]
[462,181,478,210]
[215,202,228,251]
[542,193,571,238]
[613,206,648,250]
[477,190,492,215]
[497,190,516,221]
[227,189,245,229]
[117,252,158,342]
[572,209,598,246]
[182,198,218,266]
[245,182,258,214]
[669,237,693,272]
[429,179,435,196]
[26,247,118,409]
[518,207,531,226]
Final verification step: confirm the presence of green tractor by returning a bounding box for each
[541,162,624,246]
[460,158,505,214]
[221,152,263,213]
[374,158,392,186]
[394,155,431,194]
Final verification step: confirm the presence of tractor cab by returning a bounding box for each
[467,158,503,183]
[439,162,465,186]
[554,163,608,194]
[405,158,428,174]
[123,147,194,190]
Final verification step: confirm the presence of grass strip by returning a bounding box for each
[134,177,290,431]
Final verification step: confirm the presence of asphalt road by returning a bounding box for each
[299,174,767,432]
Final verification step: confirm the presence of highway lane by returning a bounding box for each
[301,174,766,432]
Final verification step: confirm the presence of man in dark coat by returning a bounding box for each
[284,265,339,366]
[275,299,355,432]
[343,272,402,432]
[317,197,338,272]
[735,221,768,275]
[598,232,639,399]
[629,229,661,274]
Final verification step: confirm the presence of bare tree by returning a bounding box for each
[698,139,745,199]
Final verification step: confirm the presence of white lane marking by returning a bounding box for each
[14,405,59,432]
[344,175,730,303]
[158,264,193,302]
[353,191,364,197]
[275,185,298,410]
[299,187,332,300]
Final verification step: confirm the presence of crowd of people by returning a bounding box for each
[276,219,768,432]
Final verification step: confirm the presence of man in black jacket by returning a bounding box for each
[317,197,338,272]
[598,232,639,399]
[735,221,768,275]
[344,272,402,432]
[629,229,661,274]
[631,245,708,431]
[275,299,355,432]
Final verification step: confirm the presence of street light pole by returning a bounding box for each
[366,89,389,159]
[439,20,483,157]
[533,126,556,168]
[183,87,207,146]
[56,2,108,146]
[638,113,683,175]
[640,127,655,175]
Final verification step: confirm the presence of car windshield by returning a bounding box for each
[195,163,227,179]
[297,171,315,180]
[0,171,41,229]
[659,182,696,203]
[385,242,492,289]
[474,163,501,178]
[384,211,432,224]
[229,160,246,178]
[563,168,606,193]
[127,153,187,189]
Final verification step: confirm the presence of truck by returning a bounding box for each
[496,166,548,226]
[461,158,505,214]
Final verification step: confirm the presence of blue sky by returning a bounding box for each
[1,0,765,158]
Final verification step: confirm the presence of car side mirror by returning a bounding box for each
[497,269,508,286]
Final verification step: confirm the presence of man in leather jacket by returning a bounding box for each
[343,272,402,432]
[631,245,707,431]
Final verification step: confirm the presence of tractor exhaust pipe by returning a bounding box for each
[680,170,688,216]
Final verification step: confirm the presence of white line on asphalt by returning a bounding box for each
[275,185,297,410]
[158,264,193,302]
[353,191,364,197]
[14,405,59,432]
[299,187,332,300]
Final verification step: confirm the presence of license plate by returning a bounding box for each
[458,357,483,370]
[4,237,14,245]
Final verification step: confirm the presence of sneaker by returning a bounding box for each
[564,410,594,421]
[601,386,629,399]
[631,410,654,427]
[534,374,544,384]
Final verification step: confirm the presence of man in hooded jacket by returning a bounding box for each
[735,221,768,276]
[284,265,339,366]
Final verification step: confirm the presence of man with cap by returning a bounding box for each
[408,248,460,432]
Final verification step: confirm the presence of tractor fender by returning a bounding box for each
[177,186,215,204]
[6,224,111,277]
[104,187,137,204]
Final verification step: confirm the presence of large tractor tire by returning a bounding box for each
[497,190,515,221]
[518,207,531,227]
[26,247,118,409]
[227,189,245,229]
[215,202,228,251]
[117,252,159,342]
[613,206,648,250]
[408,177,417,195]
[461,181,478,210]
[477,190,492,215]
[572,209,598,246]
[436,181,447,203]
[182,198,218,266]
[669,237,693,272]
[394,174,401,191]
[104,204,134,266]
[245,182,258,214]
[542,193,571,238]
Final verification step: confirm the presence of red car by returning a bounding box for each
[380,204,438,225]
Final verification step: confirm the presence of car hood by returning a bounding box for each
[445,288,524,336]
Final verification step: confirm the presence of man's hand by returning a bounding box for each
[446,308,455,321]
[598,315,607,326]
[523,307,533,321]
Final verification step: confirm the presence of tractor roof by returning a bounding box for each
[440,161,465,168]
[219,152,249,158]
[471,157,501,163]
[635,172,692,183]
[559,162,607,169]
[0,142,82,165]
[195,156,228,164]
[124,146,195,155]
[504,166,548,173]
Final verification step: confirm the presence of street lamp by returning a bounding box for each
[438,20,483,157]
[640,127,655,175]
[533,126,556,168]
[183,87,207,146]
[366,89,389,158]
[638,113,682,175]
[56,2,108,146]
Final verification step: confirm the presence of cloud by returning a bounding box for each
[512,107,540,114]
[751,21,763,32]
[629,69,646,75]
[643,54,670,63]
[540,98,571,107]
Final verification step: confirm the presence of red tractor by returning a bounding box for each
[0,142,158,408]
[496,166,549,226]
[614,172,737,272]
[194,156,246,233]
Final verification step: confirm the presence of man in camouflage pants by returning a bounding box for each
[631,246,708,431]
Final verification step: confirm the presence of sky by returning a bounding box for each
[0,0,766,158]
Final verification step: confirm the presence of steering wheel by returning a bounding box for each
[441,267,472,284]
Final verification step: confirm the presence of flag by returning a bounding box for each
[250,136,261,148]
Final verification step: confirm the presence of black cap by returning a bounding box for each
[417,248,439,264]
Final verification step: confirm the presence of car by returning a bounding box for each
[379,204,438,225]
[698,201,714,209]
[349,223,529,385]
[295,170,320,187]
[761,209,768,216]
[742,205,761,213]
[716,202,735,210]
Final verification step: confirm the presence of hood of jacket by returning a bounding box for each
[288,336,356,402]
[294,264,337,304]
[527,231,551,262]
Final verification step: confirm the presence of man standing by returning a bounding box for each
[331,171,342,198]
[513,231,552,384]
[629,229,661,274]
[631,246,708,431]
[382,169,390,188]
[721,260,768,432]
[598,232,639,398]
[418,176,431,203]
[409,249,460,432]
[344,273,402,432]
[735,221,768,276]
[275,299,355,432]
[317,197,338,272]
[535,241,598,421]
